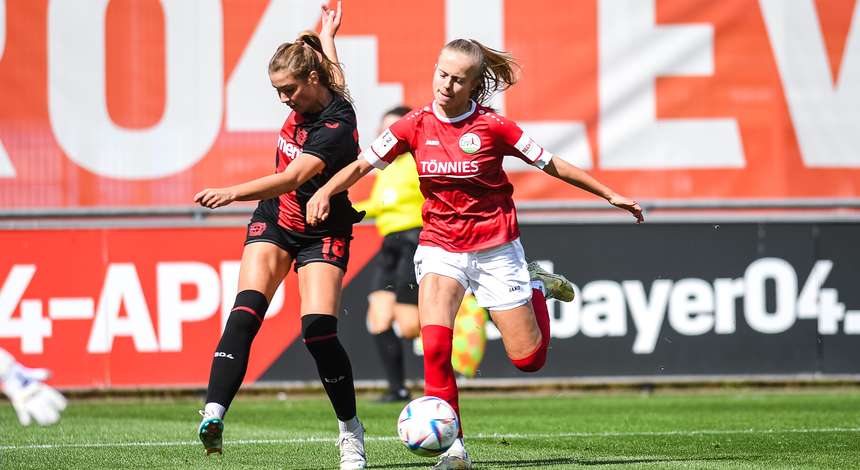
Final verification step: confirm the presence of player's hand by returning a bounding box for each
[609,194,644,223]
[194,188,236,209]
[2,364,67,426]
[320,0,342,39]
[306,191,331,226]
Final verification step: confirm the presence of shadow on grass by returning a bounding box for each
[354,455,754,469]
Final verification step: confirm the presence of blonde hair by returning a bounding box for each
[268,31,351,102]
[442,39,519,105]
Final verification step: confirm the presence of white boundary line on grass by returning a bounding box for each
[2,427,859,451]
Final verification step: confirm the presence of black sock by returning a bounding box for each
[302,314,356,421]
[205,290,268,412]
[373,329,405,392]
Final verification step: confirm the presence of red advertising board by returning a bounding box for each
[0,0,858,208]
[0,225,381,387]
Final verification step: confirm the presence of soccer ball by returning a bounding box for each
[397,396,460,457]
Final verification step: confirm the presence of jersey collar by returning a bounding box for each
[431,100,477,123]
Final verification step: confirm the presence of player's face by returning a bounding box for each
[270,69,321,114]
[433,49,480,114]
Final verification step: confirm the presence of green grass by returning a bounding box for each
[1,390,858,469]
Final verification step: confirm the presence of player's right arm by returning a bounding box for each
[195,154,326,209]
[308,119,413,225]
[307,158,374,225]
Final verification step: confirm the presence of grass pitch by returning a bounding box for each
[1,389,858,469]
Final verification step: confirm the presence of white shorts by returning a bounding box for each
[413,238,532,311]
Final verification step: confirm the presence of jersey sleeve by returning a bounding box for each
[489,114,553,169]
[364,115,414,170]
[301,121,355,167]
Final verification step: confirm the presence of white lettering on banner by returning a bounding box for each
[580,280,627,337]
[506,258,860,354]
[47,0,223,179]
[87,264,159,353]
[226,0,402,150]
[156,262,221,352]
[0,266,51,353]
[0,261,285,354]
[624,280,671,354]
[226,0,319,131]
[0,0,13,178]
[760,0,860,167]
[598,0,745,169]
[219,261,283,333]
[445,0,593,170]
[744,258,797,334]
[713,277,744,334]
[669,278,715,336]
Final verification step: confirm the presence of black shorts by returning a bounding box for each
[371,228,420,305]
[244,209,351,273]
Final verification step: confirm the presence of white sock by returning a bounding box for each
[204,402,226,419]
[338,416,361,433]
[530,280,546,295]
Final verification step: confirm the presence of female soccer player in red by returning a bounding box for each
[307,37,643,470]
[193,6,368,468]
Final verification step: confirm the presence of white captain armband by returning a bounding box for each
[366,129,398,169]
[514,132,552,169]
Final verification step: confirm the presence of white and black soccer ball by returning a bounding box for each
[397,396,460,457]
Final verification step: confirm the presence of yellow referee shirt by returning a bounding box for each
[353,153,424,236]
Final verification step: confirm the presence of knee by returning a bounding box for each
[510,345,547,373]
[224,290,268,336]
[302,314,338,346]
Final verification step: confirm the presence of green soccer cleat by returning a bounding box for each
[527,261,575,302]
[198,410,224,455]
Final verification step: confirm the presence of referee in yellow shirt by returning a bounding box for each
[353,106,424,402]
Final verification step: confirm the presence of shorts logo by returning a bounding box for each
[249,222,266,236]
[509,285,522,292]
[459,132,481,154]
[322,237,347,261]
[296,128,309,146]
[324,121,340,129]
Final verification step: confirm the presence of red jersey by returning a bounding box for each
[365,101,552,252]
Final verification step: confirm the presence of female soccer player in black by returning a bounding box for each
[193,8,367,468]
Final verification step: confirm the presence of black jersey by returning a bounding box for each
[258,93,363,236]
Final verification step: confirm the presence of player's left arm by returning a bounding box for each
[194,155,325,209]
[542,156,644,223]
[318,0,345,88]
[492,115,643,223]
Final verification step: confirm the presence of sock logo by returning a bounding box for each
[214,351,235,359]
[324,375,345,383]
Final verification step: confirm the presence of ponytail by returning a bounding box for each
[269,31,351,102]
[442,39,519,105]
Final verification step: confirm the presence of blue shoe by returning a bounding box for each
[198,410,224,455]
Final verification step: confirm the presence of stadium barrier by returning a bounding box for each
[1,213,858,390]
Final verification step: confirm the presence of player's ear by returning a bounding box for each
[307,70,320,85]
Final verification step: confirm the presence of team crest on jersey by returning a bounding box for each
[296,128,309,146]
[459,132,481,154]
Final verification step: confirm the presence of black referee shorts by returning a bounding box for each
[370,228,420,305]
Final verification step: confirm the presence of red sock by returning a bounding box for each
[511,289,551,372]
[421,324,462,436]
